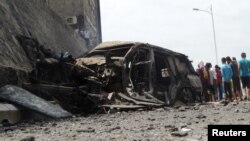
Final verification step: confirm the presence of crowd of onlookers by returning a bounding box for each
[196,52,250,103]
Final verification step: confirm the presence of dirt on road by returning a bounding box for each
[0,102,249,141]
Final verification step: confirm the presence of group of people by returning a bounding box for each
[196,52,250,102]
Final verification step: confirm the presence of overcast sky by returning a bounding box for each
[100,0,250,67]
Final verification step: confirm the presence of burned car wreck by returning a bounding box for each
[0,40,202,123]
[76,41,202,106]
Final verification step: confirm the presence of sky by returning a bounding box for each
[100,0,250,68]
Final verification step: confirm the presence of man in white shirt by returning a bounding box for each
[206,63,217,102]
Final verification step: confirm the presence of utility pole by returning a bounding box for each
[193,5,218,65]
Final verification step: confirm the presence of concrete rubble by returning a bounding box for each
[1,101,249,141]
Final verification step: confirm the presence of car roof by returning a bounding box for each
[93,41,186,57]
[94,41,137,50]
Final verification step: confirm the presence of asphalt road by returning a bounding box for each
[0,101,249,141]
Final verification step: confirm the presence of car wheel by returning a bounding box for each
[178,87,194,104]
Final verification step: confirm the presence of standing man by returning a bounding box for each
[221,57,233,101]
[215,65,223,101]
[238,52,250,100]
[197,61,209,102]
[231,57,241,102]
[206,63,217,102]
[226,56,235,99]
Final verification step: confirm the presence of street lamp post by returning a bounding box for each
[193,5,219,65]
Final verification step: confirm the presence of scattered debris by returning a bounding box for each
[20,136,35,141]
[181,127,192,132]
[164,125,175,129]
[167,126,178,132]
[171,131,188,137]
[154,108,165,112]
[76,127,95,133]
[147,118,156,121]
[234,109,240,113]
[241,109,250,113]
[213,119,219,122]
[178,106,186,112]
[0,103,21,125]
[147,125,155,130]
[106,126,121,133]
[180,123,187,128]
[196,113,206,119]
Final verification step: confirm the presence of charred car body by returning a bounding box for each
[76,41,202,106]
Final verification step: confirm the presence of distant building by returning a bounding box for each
[45,0,102,49]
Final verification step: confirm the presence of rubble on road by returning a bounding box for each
[171,131,188,137]
[0,103,21,125]
[0,85,72,119]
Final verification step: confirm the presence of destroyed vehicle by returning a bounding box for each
[76,41,202,105]
[0,40,202,122]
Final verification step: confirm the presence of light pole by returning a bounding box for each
[193,5,219,65]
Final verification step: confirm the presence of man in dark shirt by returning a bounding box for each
[231,57,241,102]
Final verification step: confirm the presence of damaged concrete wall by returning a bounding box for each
[46,0,102,48]
[0,0,88,86]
